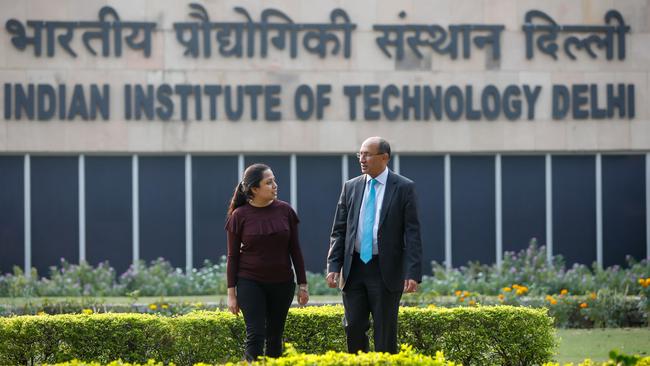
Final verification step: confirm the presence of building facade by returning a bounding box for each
[0,0,648,275]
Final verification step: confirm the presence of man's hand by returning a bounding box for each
[403,279,418,293]
[326,272,339,288]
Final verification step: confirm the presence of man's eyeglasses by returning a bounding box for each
[356,152,385,159]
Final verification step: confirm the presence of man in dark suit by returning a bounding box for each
[326,136,422,354]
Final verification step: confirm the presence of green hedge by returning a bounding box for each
[0,305,554,366]
[34,349,650,366]
[0,312,245,366]
[34,353,650,366]
[1,294,646,329]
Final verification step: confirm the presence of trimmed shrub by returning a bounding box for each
[0,313,174,365]
[2,293,646,330]
[398,306,555,366]
[0,305,554,366]
[168,311,245,366]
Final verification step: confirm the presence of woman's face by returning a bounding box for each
[251,169,277,202]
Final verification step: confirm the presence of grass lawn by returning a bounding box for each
[555,328,650,363]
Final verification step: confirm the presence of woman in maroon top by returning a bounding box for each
[225,163,308,361]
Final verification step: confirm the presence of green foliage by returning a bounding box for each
[41,345,458,365]
[305,271,339,296]
[283,305,348,354]
[168,311,245,365]
[229,343,458,365]
[0,313,172,365]
[398,306,556,366]
[118,258,228,297]
[44,260,122,297]
[0,258,229,298]
[401,293,647,328]
[37,352,650,366]
[423,240,650,297]
[406,241,650,328]
[3,242,648,328]
[528,291,645,328]
[575,289,639,328]
[2,241,648,301]
[607,350,642,366]
[0,297,224,317]
[0,266,40,298]
[0,306,555,366]
[542,350,650,366]
[43,361,168,366]
[0,312,244,365]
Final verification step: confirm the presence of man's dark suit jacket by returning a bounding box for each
[327,170,422,292]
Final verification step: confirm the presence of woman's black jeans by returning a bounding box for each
[236,277,295,361]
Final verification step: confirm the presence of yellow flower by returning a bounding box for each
[545,295,556,303]
[462,291,470,297]
[161,304,169,309]
[427,304,437,309]
[560,289,568,296]
[498,294,505,301]
[468,300,476,306]
[503,287,512,292]
[644,278,650,288]
[82,308,93,315]
[37,311,46,316]
[149,304,158,311]
[579,302,588,309]
[455,290,462,296]
[589,292,597,300]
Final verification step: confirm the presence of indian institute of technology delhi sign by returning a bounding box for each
[2,4,636,123]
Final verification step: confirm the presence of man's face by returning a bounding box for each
[358,140,388,178]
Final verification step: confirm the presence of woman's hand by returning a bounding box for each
[297,284,309,306]
[227,287,239,315]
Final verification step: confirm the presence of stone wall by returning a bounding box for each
[1,0,648,153]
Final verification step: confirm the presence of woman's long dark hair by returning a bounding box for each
[227,163,270,216]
